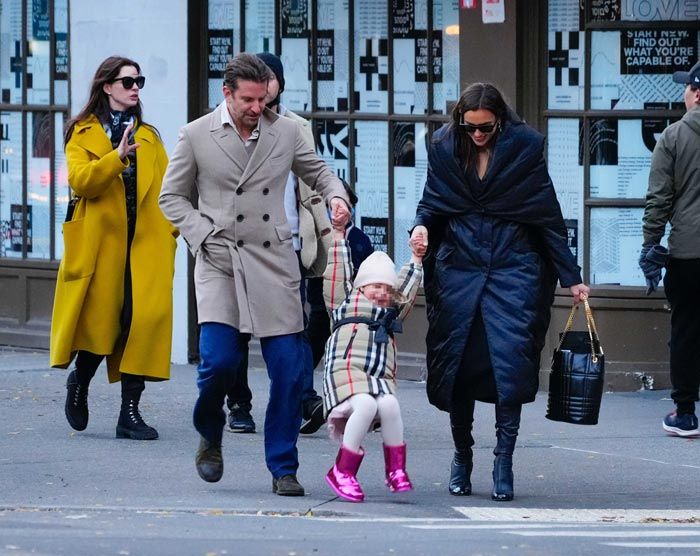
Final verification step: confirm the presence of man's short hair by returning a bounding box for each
[223,52,271,92]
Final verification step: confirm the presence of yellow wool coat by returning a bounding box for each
[50,115,177,382]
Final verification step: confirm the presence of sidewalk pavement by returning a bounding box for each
[1,346,698,519]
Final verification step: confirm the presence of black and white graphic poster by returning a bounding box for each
[317,0,349,111]
[244,0,275,53]
[54,112,68,259]
[392,0,428,115]
[548,118,584,268]
[588,0,621,21]
[432,0,459,114]
[281,0,311,112]
[393,122,428,266]
[591,28,698,109]
[0,112,22,259]
[1,0,23,104]
[621,0,699,21]
[547,0,580,33]
[548,30,585,109]
[314,120,350,183]
[53,0,69,105]
[208,0,240,109]
[354,1,388,113]
[355,121,388,248]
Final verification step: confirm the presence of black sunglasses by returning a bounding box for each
[112,75,146,90]
[459,120,499,134]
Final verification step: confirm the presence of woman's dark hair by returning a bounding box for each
[448,82,509,171]
[65,56,158,145]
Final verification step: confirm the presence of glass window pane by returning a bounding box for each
[316,0,349,112]
[54,0,69,105]
[54,112,68,259]
[26,0,50,105]
[1,111,23,258]
[433,0,460,114]
[620,1,699,21]
[314,119,349,182]
[208,0,241,110]
[1,0,23,104]
[245,0,276,53]
[548,118,583,268]
[281,0,311,112]
[588,117,679,199]
[547,0,584,110]
[591,29,699,110]
[393,122,427,265]
[355,121,388,251]
[26,111,50,259]
[354,1,388,113]
[590,207,649,287]
[392,0,428,115]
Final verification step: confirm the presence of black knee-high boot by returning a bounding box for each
[65,351,102,431]
[492,403,521,501]
[449,398,476,496]
[116,374,158,440]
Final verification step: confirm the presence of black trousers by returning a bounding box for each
[74,350,145,404]
[664,258,700,414]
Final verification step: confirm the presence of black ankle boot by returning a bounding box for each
[448,449,473,496]
[491,454,514,501]
[65,370,89,431]
[117,399,158,440]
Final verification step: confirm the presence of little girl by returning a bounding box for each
[322,226,425,502]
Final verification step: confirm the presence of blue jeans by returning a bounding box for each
[194,322,304,478]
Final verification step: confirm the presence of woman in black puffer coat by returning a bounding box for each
[410,83,589,502]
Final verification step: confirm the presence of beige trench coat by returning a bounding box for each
[159,105,348,337]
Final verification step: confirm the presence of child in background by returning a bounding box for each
[322,224,425,502]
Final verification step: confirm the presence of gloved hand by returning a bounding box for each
[638,244,669,295]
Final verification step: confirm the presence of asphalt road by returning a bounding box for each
[1,348,699,555]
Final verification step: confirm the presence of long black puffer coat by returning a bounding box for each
[414,117,581,411]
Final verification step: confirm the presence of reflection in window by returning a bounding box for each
[355,121,388,252]
[393,0,428,115]
[314,119,349,183]
[54,112,68,259]
[245,0,275,53]
[393,122,428,265]
[548,118,583,267]
[26,0,50,105]
[281,0,311,112]
[591,30,698,110]
[316,0,349,111]
[208,0,241,110]
[590,207,647,287]
[0,111,23,258]
[354,1,388,113]
[433,0,460,114]
[27,112,50,259]
[1,0,23,104]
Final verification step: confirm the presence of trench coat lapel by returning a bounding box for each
[239,113,279,187]
[209,107,247,174]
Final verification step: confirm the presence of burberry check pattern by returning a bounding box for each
[321,240,423,416]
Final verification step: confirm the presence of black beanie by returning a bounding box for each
[256,52,285,94]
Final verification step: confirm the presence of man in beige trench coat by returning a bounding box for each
[159,53,350,495]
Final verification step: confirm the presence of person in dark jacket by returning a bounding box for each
[640,60,700,438]
[410,82,589,502]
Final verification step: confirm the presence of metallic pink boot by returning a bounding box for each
[383,443,413,493]
[325,445,365,502]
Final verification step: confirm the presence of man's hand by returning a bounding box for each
[409,226,428,258]
[117,122,140,160]
[329,197,350,229]
[569,283,590,305]
[638,244,668,295]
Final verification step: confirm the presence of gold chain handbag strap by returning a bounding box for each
[555,296,604,363]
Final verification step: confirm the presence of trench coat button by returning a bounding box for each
[262,214,270,221]
[262,188,269,195]
[263,241,271,248]
[237,214,244,222]
[236,188,243,195]
[237,240,244,247]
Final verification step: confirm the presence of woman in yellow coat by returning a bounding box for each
[50,56,177,440]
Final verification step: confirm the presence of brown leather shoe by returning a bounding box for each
[272,474,305,496]
[195,437,223,483]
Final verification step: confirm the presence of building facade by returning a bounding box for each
[1,0,698,388]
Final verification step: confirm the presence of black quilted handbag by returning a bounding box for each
[546,298,605,425]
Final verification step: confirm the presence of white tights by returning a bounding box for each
[342,393,404,452]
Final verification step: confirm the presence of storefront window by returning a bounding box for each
[315,0,349,111]
[280,0,311,112]
[314,119,350,183]
[0,111,23,259]
[354,1,388,113]
[1,0,23,104]
[432,0,460,114]
[392,0,428,115]
[244,0,275,53]
[355,121,389,251]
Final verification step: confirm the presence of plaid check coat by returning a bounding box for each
[321,239,423,423]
